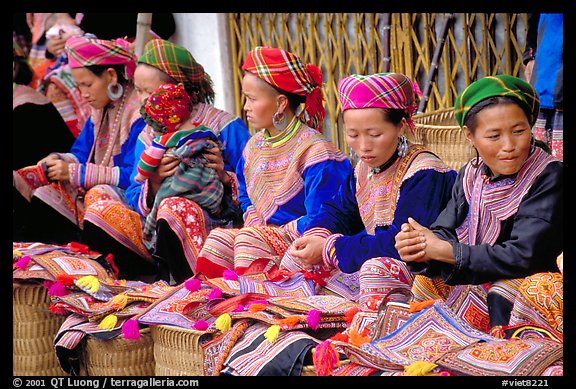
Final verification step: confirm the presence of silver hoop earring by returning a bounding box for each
[272,111,288,131]
[397,135,408,157]
[107,83,124,101]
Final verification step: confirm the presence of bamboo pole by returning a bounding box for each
[382,13,391,72]
[134,13,153,58]
[417,13,453,114]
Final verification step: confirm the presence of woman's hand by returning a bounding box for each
[288,235,326,268]
[148,154,179,195]
[395,217,454,264]
[203,141,230,186]
[44,158,70,182]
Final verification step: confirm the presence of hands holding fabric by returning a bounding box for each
[289,235,326,268]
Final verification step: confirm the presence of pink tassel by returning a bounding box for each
[233,304,246,312]
[193,320,209,331]
[43,280,54,289]
[208,287,222,300]
[307,309,321,330]
[16,255,32,269]
[223,269,238,281]
[313,340,340,376]
[122,318,141,340]
[184,278,202,292]
[48,282,69,297]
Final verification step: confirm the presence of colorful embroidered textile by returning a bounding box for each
[433,338,563,376]
[138,39,215,104]
[141,82,191,134]
[444,284,491,333]
[267,295,359,316]
[238,272,315,298]
[202,319,251,375]
[454,74,540,127]
[321,270,361,301]
[13,164,51,201]
[337,72,421,131]
[334,302,497,371]
[357,257,414,308]
[242,46,325,130]
[65,36,137,78]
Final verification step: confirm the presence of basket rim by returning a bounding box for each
[153,324,209,336]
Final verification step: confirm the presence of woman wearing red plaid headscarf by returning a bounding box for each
[196,46,353,278]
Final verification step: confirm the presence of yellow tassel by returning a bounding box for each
[264,325,281,343]
[108,294,128,310]
[215,313,232,332]
[98,314,118,329]
[76,275,100,293]
[404,360,438,376]
[13,249,22,257]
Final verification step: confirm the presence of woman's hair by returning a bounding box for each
[270,84,306,113]
[464,96,532,134]
[13,61,34,86]
[380,108,410,126]
[84,64,129,85]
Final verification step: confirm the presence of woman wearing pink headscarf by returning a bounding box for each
[13,36,151,275]
[284,72,457,307]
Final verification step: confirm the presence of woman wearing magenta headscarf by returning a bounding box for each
[13,37,148,264]
[196,46,353,278]
[81,39,252,283]
[395,75,563,330]
[285,72,457,305]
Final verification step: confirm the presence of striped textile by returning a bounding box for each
[65,36,137,78]
[13,84,50,109]
[357,257,415,308]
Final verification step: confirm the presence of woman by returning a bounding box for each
[394,74,563,328]
[196,46,353,279]
[81,39,252,284]
[12,41,76,242]
[13,36,146,266]
[285,73,457,305]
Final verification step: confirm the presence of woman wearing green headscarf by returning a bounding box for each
[82,39,252,284]
[394,75,563,336]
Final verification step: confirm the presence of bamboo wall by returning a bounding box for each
[229,13,528,154]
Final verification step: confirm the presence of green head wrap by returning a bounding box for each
[454,74,540,128]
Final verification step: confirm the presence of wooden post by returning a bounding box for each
[134,13,153,58]
[417,13,453,114]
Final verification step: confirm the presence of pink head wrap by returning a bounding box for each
[337,73,422,132]
[65,36,137,78]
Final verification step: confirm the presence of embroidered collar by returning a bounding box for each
[263,116,300,146]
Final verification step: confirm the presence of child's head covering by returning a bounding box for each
[337,72,422,132]
[454,74,540,128]
[141,82,192,134]
[138,39,215,105]
[242,46,326,131]
[65,36,137,78]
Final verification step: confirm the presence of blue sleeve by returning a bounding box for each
[125,131,148,212]
[218,118,252,174]
[114,119,146,189]
[335,168,457,273]
[69,118,95,163]
[296,158,354,234]
[304,168,364,235]
[235,155,253,213]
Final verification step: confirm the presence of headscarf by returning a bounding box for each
[337,72,422,132]
[138,39,215,105]
[65,36,137,78]
[141,83,192,134]
[454,74,540,128]
[242,46,326,131]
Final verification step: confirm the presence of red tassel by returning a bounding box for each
[122,318,141,340]
[56,273,77,286]
[312,340,340,376]
[48,303,67,315]
[330,332,349,343]
[344,306,360,325]
[185,278,202,292]
[307,309,321,330]
[105,253,120,279]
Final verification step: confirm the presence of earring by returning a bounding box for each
[107,83,124,101]
[397,135,408,157]
[272,111,288,131]
[469,145,480,168]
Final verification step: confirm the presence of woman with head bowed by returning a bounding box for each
[195,46,353,279]
[285,72,457,305]
[395,75,563,334]
[81,39,252,283]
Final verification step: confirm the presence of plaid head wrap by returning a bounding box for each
[141,83,192,134]
[65,36,137,78]
[337,72,422,133]
[454,74,540,128]
[242,46,326,131]
[138,39,215,105]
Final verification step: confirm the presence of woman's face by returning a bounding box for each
[71,67,112,110]
[464,103,532,176]
[242,72,279,131]
[134,64,166,105]
[343,108,404,168]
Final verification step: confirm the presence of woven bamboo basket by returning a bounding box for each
[151,325,205,376]
[411,108,470,171]
[82,327,155,376]
[13,283,68,376]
